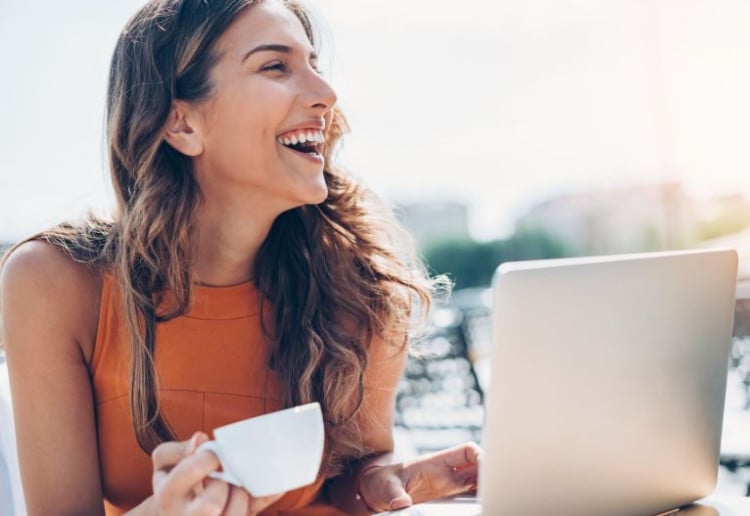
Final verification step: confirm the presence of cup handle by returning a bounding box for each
[196,440,242,486]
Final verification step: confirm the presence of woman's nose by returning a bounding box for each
[304,71,337,112]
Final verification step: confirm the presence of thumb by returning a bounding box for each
[387,483,413,511]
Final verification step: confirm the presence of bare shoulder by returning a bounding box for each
[1,240,102,361]
[1,239,103,310]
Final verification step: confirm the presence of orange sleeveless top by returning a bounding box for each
[90,273,344,515]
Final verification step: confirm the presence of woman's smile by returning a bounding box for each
[276,127,326,163]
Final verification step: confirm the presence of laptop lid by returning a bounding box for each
[479,249,738,516]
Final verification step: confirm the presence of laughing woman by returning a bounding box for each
[0,1,479,515]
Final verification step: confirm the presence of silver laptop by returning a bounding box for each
[380,248,738,516]
[479,248,738,515]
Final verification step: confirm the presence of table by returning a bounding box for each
[376,494,750,515]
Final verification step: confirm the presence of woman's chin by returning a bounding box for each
[304,181,329,205]
[311,187,329,205]
[282,185,329,211]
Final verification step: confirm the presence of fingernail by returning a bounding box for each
[390,497,412,510]
[187,432,201,454]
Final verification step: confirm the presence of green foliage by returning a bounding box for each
[423,229,571,289]
[696,210,750,242]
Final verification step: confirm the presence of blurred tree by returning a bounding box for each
[423,229,572,289]
[695,198,750,242]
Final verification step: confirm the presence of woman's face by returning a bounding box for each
[190,0,337,213]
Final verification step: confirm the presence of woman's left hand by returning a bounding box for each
[357,442,481,513]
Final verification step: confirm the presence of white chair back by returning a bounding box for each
[0,357,25,515]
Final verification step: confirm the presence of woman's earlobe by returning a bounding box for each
[162,102,204,156]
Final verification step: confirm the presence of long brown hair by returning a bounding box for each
[1,0,438,476]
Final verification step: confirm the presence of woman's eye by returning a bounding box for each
[261,61,288,73]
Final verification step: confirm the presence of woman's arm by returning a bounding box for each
[1,241,105,515]
[325,330,409,514]
[326,326,481,514]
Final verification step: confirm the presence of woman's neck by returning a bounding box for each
[191,196,279,287]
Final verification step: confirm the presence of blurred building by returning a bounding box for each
[515,182,695,255]
[396,202,471,250]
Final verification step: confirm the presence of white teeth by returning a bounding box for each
[277,130,325,146]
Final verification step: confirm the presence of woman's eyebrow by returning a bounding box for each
[241,43,318,62]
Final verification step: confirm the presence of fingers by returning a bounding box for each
[439,442,482,471]
[453,462,479,490]
[185,479,229,516]
[164,448,222,499]
[438,443,480,492]
[150,432,289,516]
[152,433,204,506]
[152,432,229,515]
[411,442,480,477]
[152,432,203,471]
[446,443,481,491]
[394,442,483,506]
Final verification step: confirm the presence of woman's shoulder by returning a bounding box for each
[2,239,103,294]
[1,240,103,358]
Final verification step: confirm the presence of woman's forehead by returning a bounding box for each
[215,1,313,59]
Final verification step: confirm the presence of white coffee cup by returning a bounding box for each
[197,402,325,497]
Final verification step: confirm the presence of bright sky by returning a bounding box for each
[1,0,749,242]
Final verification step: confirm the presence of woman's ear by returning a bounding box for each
[162,101,204,156]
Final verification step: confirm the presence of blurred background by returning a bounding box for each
[2,0,750,503]
[2,0,750,279]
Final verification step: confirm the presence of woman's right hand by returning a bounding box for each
[151,432,283,515]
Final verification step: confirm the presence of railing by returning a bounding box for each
[395,296,488,455]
